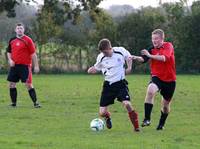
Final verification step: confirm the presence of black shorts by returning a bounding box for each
[100,79,131,107]
[7,64,29,83]
[150,76,176,101]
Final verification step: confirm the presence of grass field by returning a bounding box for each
[0,74,199,149]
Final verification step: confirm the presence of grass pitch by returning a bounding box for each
[0,74,199,149]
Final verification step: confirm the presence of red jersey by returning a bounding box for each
[7,35,35,65]
[143,42,176,82]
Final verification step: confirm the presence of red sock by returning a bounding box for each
[100,111,111,119]
[128,111,139,130]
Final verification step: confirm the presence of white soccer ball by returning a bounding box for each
[90,118,105,131]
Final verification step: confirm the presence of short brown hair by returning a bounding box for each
[98,38,112,51]
[152,29,165,39]
[15,22,25,28]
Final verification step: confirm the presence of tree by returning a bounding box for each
[117,7,166,53]
[116,6,167,72]
[32,0,105,71]
[89,8,117,44]
[0,0,37,17]
[177,1,200,72]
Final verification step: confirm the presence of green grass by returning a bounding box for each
[0,74,199,149]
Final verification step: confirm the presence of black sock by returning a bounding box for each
[10,88,17,104]
[144,103,153,120]
[28,88,37,104]
[158,111,168,127]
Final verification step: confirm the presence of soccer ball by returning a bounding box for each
[90,118,105,131]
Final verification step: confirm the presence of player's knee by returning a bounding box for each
[163,106,170,113]
[123,101,130,108]
[25,83,33,90]
[99,110,106,117]
[123,101,132,111]
[147,90,155,98]
[147,84,158,98]
[9,83,16,88]
[162,100,170,113]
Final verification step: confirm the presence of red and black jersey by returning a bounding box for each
[7,35,36,65]
[142,42,176,82]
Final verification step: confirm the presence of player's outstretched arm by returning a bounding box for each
[131,55,145,63]
[141,49,165,62]
[87,66,98,74]
[125,57,132,75]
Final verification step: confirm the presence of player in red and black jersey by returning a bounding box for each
[132,29,176,130]
[7,23,41,108]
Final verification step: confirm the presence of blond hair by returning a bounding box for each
[152,29,165,39]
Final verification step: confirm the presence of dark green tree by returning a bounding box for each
[0,0,37,17]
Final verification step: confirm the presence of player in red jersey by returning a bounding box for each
[132,29,176,130]
[7,23,41,108]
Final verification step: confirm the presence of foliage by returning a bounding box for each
[0,1,200,73]
[0,0,36,17]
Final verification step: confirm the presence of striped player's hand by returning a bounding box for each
[87,66,97,74]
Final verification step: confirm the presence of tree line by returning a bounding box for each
[0,0,199,73]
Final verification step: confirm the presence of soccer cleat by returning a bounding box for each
[141,119,151,127]
[34,103,41,108]
[156,125,164,130]
[105,117,112,129]
[9,103,16,107]
[134,127,140,132]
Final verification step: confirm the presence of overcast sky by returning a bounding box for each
[34,0,195,9]
[99,0,195,9]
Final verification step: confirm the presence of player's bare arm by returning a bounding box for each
[141,49,165,62]
[32,53,40,73]
[7,52,15,67]
[131,55,144,63]
[125,57,132,75]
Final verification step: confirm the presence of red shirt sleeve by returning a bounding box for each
[27,37,36,54]
[163,42,174,61]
